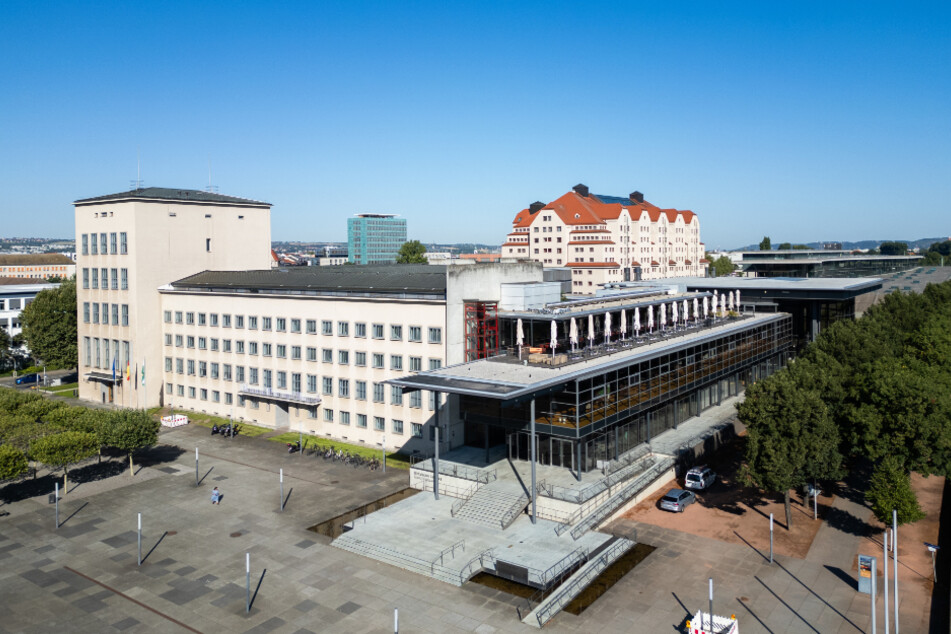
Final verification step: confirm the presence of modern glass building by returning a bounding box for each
[347,214,407,264]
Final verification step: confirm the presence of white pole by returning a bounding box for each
[871,557,877,634]
[884,530,890,634]
[195,447,199,486]
[769,513,774,564]
[893,509,899,634]
[280,468,284,512]
[54,482,59,529]
[394,608,399,633]
[246,552,251,613]
[708,577,713,632]
[137,512,142,566]
[382,435,386,473]
[813,483,818,520]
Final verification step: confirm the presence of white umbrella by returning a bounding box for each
[516,318,524,356]
[683,300,689,325]
[703,296,709,319]
[735,290,741,313]
[550,320,558,359]
[693,297,699,321]
[711,293,718,316]
[720,293,726,316]
[620,309,627,339]
[588,313,595,347]
[647,306,654,332]
[634,307,641,335]
[569,317,578,350]
[671,301,678,326]
[660,303,667,330]
[728,291,734,312]
[605,312,612,343]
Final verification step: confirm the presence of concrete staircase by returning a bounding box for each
[332,532,480,587]
[523,536,636,628]
[453,483,529,529]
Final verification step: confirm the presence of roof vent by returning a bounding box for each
[630,191,644,203]
[573,184,589,197]
[529,201,545,214]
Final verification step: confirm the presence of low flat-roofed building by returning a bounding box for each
[0,277,59,345]
[738,249,919,278]
[0,253,75,279]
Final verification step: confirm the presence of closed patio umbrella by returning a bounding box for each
[634,307,641,336]
[550,320,558,359]
[671,300,678,327]
[588,313,595,347]
[569,317,578,351]
[660,303,667,330]
[711,293,718,317]
[703,296,709,319]
[728,291,734,312]
[683,300,689,325]
[693,297,699,322]
[735,290,741,313]
[647,305,654,333]
[720,293,726,316]
[516,318,524,357]
[605,311,612,343]
[620,309,627,339]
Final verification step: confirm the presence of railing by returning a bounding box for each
[499,493,530,530]
[532,538,634,626]
[416,477,481,501]
[411,458,497,485]
[237,384,321,405]
[605,444,651,475]
[569,459,672,540]
[338,536,461,583]
[542,451,654,506]
[450,483,482,517]
[431,540,466,571]
[457,548,495,584]
[515,547,591,620]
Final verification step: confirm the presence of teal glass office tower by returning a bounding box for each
[347,214,407,264]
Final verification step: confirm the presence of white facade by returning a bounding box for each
[74,188,272,406]
[0,280,58,344]
[501,186,706,295]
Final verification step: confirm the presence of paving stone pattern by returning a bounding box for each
[0,421,910,633]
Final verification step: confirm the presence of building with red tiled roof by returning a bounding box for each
[501,184,706,294]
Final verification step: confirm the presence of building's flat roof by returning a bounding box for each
[167,265,449,295]
[0,278,58,290]
[741,255,919,264]
[391,313,788,400]
[0,254,74,265]
[671,276,883,291]
[74,187,270,207]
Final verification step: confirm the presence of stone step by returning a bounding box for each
[332,533,465,586]
[453,485,528,528]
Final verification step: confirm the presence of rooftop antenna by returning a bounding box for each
[205,157,218,193]
[130,147,144,190]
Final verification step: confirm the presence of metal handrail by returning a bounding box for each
[450,483,482,517]
[605,444,651,475]
[539,547,589,587]
[339,536,461,582]
[533,539,634,626]
[570,459,672,540]
[515,547,591,620]
[499,493,530,530]
[545,451,654,507]
[410,458,497,484]
[431,540,466,570]
[457,548,494,584]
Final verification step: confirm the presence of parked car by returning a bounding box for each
[685,465,717,490]
[15,373,40,385]
[659,488,696,513]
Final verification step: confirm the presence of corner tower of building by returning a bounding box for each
[74,187,272,407]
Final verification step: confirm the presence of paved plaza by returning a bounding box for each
[0,421,931,633]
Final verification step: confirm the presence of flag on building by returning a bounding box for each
[141,361,146,387]
[135,364,138,390]
[126,361,130,382]
[112,358,116,384]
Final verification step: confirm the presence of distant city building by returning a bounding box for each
[822,242,842,250]
[459,253,501,264]
[501,184,706,294]
[75,187,273,406]
[737,250,920,278]
[0,277,59,347]
[0,253,75,279]
[348,214,407,264]
[424,252,455,264]
[307,246,349,266]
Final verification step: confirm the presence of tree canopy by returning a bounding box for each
[758,236,771,251]
[19,277,77,367]
[396,240,427,264]
[710,255,735,277]
[0,444,28,481]
[878,241,908,256]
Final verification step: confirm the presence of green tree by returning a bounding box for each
[0,444,28,481]
[19,277,77,367]
[866,455,925,525]
[100,409,160,475]
[777,242,792,251]
[879,241,908,256]
[738,370,843,528]
[710,255,735,277]
[30,431,98,495]
[759,236,772,251]
[396,240,427,264]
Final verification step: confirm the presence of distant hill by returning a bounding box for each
[732,237,948,252]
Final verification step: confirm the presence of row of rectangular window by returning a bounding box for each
[82,267,128,290]
[82,337,131,370]
[161,311,442,343]
[160,335,440,371]
[80,232,128,256]
[82,302,129,326]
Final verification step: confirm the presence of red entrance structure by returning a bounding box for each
[464,301,499,362]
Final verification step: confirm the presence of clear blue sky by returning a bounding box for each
[1,1,948,249]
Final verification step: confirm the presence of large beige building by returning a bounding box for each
[0,254,75,279]
[501,184,706,294]
[154,263,540,451]
[75,187,272,406]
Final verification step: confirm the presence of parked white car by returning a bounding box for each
[685,466,716,490]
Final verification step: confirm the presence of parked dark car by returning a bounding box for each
[15,373,40,385]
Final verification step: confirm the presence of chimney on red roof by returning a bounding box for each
[573,184,589,197]
[630,191,644,203]
[529,201,545,214]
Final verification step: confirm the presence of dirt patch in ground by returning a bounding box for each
[622,436,833,559]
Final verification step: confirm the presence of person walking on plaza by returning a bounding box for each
[211,486,221,505]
